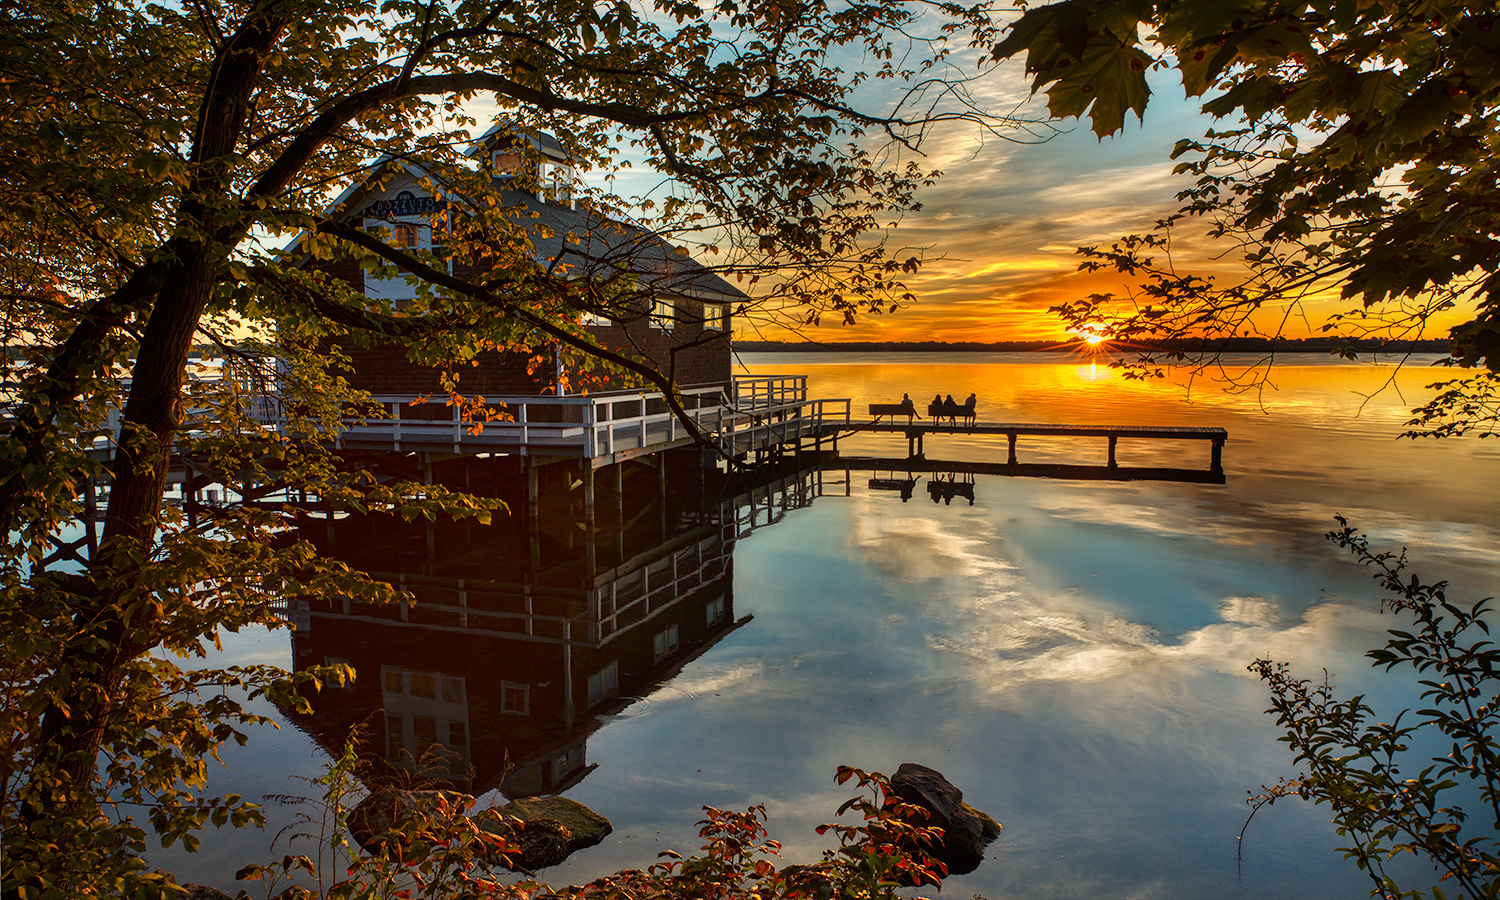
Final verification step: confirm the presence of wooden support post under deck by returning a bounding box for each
[582,462,596,575]
[1007,432,1018,466]
[1211,438,1224,473]
[184,466,198,529]
[1108,435,1119,468]
[614,463,625,562]
[527,459,541,572]
[425,520,436,573]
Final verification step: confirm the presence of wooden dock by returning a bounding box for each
[858,421,1228,473]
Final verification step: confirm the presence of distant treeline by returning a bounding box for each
[735,337,1454,354]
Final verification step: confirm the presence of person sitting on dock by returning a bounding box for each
[962,393,977,427]
[928,394,943,419]
[900,393,920,422]
[941,394,960,425]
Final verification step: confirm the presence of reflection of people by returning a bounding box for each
[962,392,977,426]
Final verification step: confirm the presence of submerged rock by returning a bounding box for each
[887,762,1001,875]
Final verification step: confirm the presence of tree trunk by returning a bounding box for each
[21,0,292,839]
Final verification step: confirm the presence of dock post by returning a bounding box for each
[1211,438,1224,473]
[184,465,198,529]
[527,459,541,572]
[1007,432,1017,466]
[614,463,625,561]
[1107,435,1118,468]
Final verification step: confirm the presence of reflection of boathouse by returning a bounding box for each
[284,456,833,798]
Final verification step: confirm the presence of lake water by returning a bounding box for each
[155,352,1500,898]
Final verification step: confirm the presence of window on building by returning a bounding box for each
[653,623,680,662]
[541,160,572,203]
[587,661,619,706]
[393,222,422,248]
[650,297,675,331]
[702,304,727,332]
[705,594,726,627]
[581,311,612,327]
[501,681,530,716]
[408,672,435,699]
[492,150,525,175]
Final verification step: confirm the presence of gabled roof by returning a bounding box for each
[290,137,751,305]
[468,124,569,161]
[495,186,750,305]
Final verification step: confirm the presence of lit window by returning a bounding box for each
[501,681,530,716]
[650,297,674,331]
[493,150,525,175]
[394,222,422,248]
[582,311,612,327]
[702,304,727,332]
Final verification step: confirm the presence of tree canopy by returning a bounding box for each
[0,0,1005,893]
[992,0,1500,436]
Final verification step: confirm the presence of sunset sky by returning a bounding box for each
[475,33,1471,347]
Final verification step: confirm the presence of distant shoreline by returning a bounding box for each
[734,338,1452,354]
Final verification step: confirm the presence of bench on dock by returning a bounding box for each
[869,402,920,420]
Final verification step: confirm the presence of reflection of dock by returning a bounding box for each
[840,456,1227,485]
[858,422,1227,474]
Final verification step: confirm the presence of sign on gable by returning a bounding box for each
[364,190,440,218]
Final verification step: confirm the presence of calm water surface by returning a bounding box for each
[159,352,1500,898]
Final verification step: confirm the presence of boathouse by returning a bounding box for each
[306,127,743,399]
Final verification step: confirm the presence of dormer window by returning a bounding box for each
[541,160,571,204]
[492,150,525,175]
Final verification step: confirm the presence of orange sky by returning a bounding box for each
[730,68,1475,346]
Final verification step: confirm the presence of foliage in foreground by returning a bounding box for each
[1249,518,1500,899]
[238,760,952,900]
[0,0,1009,894]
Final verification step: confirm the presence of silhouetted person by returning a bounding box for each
[962,393,977,426]
[928,394,943,418]
[942,394,959,425]
[900,393,919,422]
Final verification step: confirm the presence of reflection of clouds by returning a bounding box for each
[928,580,1386,695]
[847,506,1011,583]
[1220,595,1279,625]
[666,661,766,698]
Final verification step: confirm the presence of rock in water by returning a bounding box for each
[496,795,614,856]
[347,788,613,871]
[347,788,476,853]
[888,762,1001,875]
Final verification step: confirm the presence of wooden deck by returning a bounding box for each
[320,376,852,467]
[857,421,1228,472]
